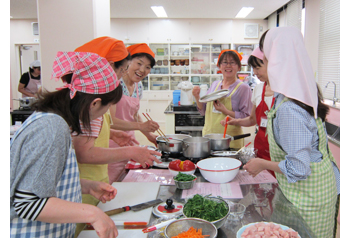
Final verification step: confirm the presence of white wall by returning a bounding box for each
[111,18,268,45]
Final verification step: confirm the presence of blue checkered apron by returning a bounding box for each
[10,112,82,238]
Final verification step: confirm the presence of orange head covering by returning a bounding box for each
[75,36,128,63]
[127,43,155,58]
[217,49,243,66]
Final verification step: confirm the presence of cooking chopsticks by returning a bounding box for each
[236,142,252,154]
[142,113,169,142]
[223,116,229,138]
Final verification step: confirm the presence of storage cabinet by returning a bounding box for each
[232,43,257,83]
[127,42,257,91]
[138,91,172,131]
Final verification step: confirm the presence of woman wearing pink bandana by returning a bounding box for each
[10,51,123,238]
[244,27,340,237]
[221,47,275,177]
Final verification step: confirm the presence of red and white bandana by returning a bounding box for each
[51,51,120,99]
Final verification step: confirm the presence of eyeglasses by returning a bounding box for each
[220,61,237,66]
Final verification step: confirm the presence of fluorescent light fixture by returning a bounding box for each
[151,6,168,18]
[235,7,254,18]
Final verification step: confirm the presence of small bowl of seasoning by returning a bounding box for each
[173,173,197,190]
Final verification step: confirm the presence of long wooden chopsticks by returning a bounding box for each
[142,113,169,142]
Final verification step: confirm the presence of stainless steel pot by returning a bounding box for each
[182,137,211,158]
[204,133,251,151]
[156,134,191,153]
[13,97,37,108]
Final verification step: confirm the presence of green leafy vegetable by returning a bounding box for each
[183,194,229,222]
[174,172,196,181]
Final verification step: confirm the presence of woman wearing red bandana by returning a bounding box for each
[10,51,124,238]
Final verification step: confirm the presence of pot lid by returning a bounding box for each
[199,89,229,103]
[152,199,183,219]
[210,151,238,157]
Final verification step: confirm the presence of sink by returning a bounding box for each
[326,121,340,141]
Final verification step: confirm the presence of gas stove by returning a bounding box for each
[158,148,237,164]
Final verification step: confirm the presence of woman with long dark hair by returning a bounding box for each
[10,51,124,237]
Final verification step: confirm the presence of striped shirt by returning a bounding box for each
[72,116,103,138]
[273,93,340,194]
[13,189,48,220]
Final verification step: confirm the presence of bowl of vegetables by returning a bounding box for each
[173,173,197,190]
[164,218,217,238]
[168,159,196,176]
[183,194,230,229]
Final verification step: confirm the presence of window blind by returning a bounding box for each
[268,12,277,29]
[286,0,302,29]
[317,0,340,102]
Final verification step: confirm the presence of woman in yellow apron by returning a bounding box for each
[244,27,340,237]
[193,50,252,148]
[72,37,162,237]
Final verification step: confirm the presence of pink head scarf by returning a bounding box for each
[263,27,318,118]
[51,51,119,99]
[251,47,264,60]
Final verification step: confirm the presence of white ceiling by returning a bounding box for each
[10,0,290,19]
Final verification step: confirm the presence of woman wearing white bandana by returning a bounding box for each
[244,27,340,237]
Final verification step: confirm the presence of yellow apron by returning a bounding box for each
[75,111,111,237]
[202,81,244,149]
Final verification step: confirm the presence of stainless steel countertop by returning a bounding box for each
[142,171,316,238]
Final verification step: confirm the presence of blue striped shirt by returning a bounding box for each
[273,93,340,194]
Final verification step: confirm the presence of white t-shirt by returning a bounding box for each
[251,82,274,110]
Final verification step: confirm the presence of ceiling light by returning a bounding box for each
[235,7,254,18]
[151,6,168,18]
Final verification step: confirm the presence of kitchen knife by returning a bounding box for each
[105,198,163,216]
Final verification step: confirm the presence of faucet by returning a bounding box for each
[325,81,338,105]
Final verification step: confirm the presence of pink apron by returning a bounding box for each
[108,83,140,184]
[22,73,41,98]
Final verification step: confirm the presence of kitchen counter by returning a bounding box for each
[164,102,201,115]
[118,170,316,238]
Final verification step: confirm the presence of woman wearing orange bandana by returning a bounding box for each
[71,38,161,236]
[192,50,252,148]
[108,43,159,183]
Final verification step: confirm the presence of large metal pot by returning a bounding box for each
[156,134,191,153]
[182,137,211,158]
[204,133,250,151]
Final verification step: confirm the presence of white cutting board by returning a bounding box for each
[78,182,160,238]
[98,182,160,222]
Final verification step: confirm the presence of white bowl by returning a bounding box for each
[168,167,196,176]
[197,157,241,183]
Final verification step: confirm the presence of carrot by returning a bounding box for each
[171,226,210,238]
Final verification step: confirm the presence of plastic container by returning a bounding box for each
[178,81,194,105]
[173,90,181,105]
